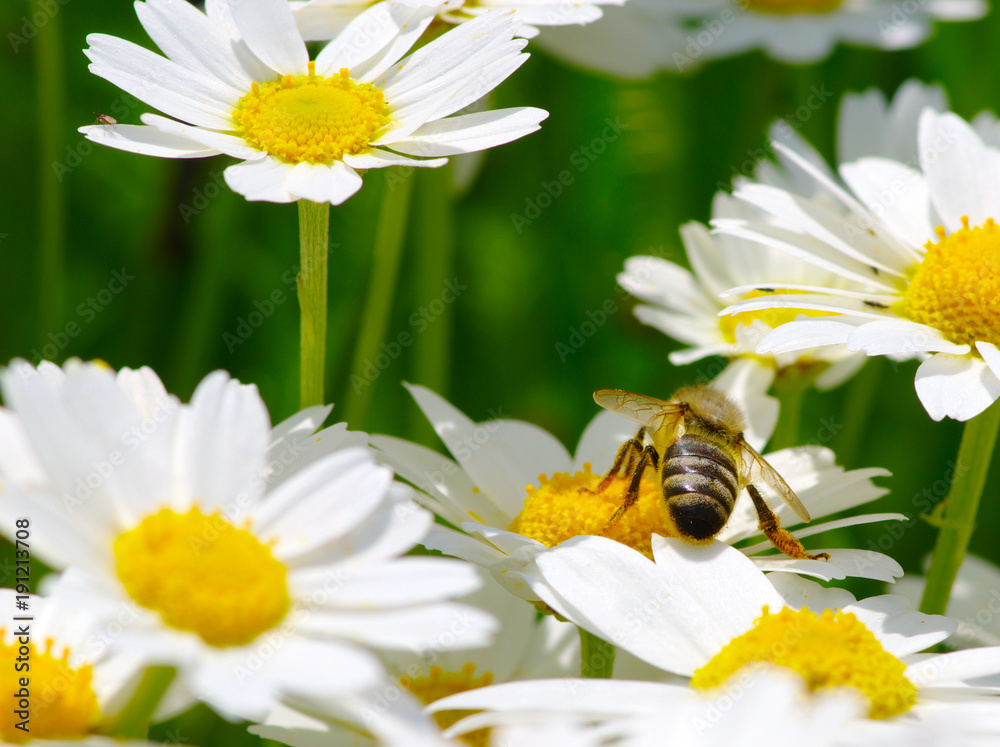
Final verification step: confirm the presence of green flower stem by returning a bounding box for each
[831,359,882,468]
[106,666,175,738]
[767,370,811,452]
[297,200,330,409]
[920,401,1000,616]
[34,0,66,341]
[341,172,414,427]
[410,166,455,442]
[579,628,616,678]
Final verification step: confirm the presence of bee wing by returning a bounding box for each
[593,389,686,449]
[740,440,812,523]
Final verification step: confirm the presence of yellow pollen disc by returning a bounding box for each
[0,636,100,742]
[233,63,391,165]
[899,217,1000,347]
[721,289,829,344]
[114,507,290,647]
[401,663,494,747]
[507,464,668,559]
[692,607,916,720]
[744,0,843,13]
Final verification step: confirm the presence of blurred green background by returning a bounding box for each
[3,0,1000,739]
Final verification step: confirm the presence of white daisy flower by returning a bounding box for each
[0,576,160,745]
[665,0,986,65]
[292,0,625,42]
[715,90,1000,421]
[530,0,689,78]
[251,571,580,745]
[525,0,983,77]
[431,537,1000,746]
[0,359,494,722]
[78,0,547,205]
[619,191,866,391]
[371,360,900,610]
[435,670,866,747]
[896,554,1000,649]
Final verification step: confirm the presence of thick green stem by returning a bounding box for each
[920,401,1000,616]
[106,666,175,738]
[410,166,455,442]
[767,370,811,452]
[579,628,616,678]
[341,173,414,427]
[831,359,882,467]
[34,0,66,343]
[297,200,330,409]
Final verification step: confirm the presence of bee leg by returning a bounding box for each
[601,444,659,534]
[746,484,830,561]
[584,428,646,495]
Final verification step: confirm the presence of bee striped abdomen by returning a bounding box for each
[661,435,739,540]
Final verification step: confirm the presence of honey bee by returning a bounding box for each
[593,386,829,561]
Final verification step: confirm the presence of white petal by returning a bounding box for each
[763,549,902,583]
[224,157,296,202]
[404,383,555,518]
[429,678,673,717]
[176,371,269,511]
[297,557,481,608]
[140,113,265,160]
[315,3,436,81]
[845,595,956,657]
[906,648,1000,687]
[79,123,219,159]
[422,525,505,566]
[286,161,364,205]
[573,409,637,474]
[370,434,508,528]
[978,341,1000,379]
[301,603,497,650]
[919,110,1000,232]
[757,319,863,355]
[343,149,447,170]
[230,0,308,75]
[767,572,857,611]
[914,353,1000,421]
[847,319,970,356]
[134,0,254,89]
[534,536,783,675]
[255,448,392,557]
[85,33,237,130]
[838,157,933,252]
[387,108,548,157]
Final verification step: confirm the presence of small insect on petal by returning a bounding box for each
[93,113,119,132]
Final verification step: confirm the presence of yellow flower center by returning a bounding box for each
[114,507,290,647]
[402,664,494,747]
[233,62,391,165]
[0,636,100,742]
[508,465,668,559]
[743,0,843,14]
[721,289,828,344]
[692,607,916,720]
[899,217,1000,347]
